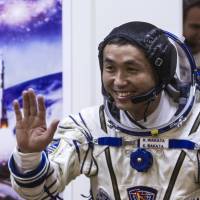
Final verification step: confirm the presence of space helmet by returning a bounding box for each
[98,21,197,136]
[98,21,177,103]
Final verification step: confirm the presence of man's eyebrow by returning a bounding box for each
[124,60,138,65]
[123,59,143,67]
[103,58,142,66]
[103,57,115,63]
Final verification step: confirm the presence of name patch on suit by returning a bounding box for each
[140,138,168,149]
[127,186,157,200]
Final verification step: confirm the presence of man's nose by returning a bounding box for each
[114,71,128,87]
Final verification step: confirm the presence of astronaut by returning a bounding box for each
[8,21,200,200]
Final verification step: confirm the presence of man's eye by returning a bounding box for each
[104,66,114,71]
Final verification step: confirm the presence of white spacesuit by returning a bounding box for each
[8,21,200,200]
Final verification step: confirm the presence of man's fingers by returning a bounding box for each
[28,88,38,116]
[22,90,30,118]
[12,100,22,121]
[37,95,46,119]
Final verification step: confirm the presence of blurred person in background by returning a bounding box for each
[183,0,200,68]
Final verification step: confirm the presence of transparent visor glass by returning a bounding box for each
[169,37,194,84]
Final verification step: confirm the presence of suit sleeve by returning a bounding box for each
[8,116,98,200]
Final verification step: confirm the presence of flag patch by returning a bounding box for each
[127,186,157,200]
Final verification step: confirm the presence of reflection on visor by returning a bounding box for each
[166,32,197,87]
[169,38,192,83]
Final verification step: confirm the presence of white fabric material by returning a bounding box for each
[120,91,177,128]
[9,101,200,200]
[12,148,42,173]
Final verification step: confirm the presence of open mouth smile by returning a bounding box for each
[114,91,135,99]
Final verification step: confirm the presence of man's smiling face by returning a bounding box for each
[102,43,157,113]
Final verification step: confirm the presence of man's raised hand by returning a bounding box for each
[13,88,59,153]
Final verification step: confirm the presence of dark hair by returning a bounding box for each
[106,37,133,46]
[106,37,146,54]
[183,0,200,20]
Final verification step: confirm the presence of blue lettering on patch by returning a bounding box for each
[47,139,61,154]
[127,186,157,200]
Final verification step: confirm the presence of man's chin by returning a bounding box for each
[114,102,132,111]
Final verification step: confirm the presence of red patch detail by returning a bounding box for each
[127,186,157,200]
